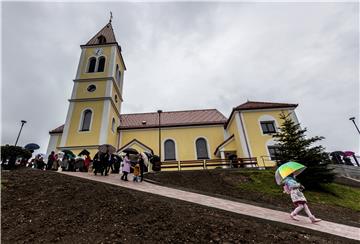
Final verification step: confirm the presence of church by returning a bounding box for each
[46,20,299,168]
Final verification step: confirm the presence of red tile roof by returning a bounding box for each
[85,22,117,45]
[119,109,227,129]
[49,109,227,133]
[49,125,64,134]
[234,101,298,111]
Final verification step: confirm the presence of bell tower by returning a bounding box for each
[59,19,126,152]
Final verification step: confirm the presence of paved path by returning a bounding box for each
[61,171,360,241]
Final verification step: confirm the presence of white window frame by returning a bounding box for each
[78,108,94,133]
[194,136,210,160]
[86,56,97,73]
[258,115,278,136]
[266,139,280,160]
[162,138,178,161]
[96,56,106,72]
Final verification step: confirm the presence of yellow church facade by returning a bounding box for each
[47,21,299,168]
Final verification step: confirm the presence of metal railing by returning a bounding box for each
[260,156,278,168]
[160,157,258,171]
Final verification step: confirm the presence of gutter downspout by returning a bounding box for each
[239,112,252,158]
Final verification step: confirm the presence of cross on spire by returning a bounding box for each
[109,11,113,23]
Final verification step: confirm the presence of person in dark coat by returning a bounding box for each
[37,156,45,170]
[93,153,101,176]
[113,155,121,173]
[138,154,145,182]
[104,153,114,176]
[47,151,55,170]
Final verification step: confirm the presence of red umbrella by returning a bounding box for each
[343,151,354,157]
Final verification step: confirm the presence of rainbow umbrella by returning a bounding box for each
[275,161,306,185]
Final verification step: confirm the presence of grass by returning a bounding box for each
[234,170,360,211]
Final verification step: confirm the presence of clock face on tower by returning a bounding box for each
[94,48,103,56]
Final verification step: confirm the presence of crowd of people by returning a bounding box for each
[27,150,148,183]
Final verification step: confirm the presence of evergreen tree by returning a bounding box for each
[273,113,334,189]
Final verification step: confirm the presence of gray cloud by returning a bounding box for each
[2,2,359,154]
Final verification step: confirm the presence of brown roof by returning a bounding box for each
[235,101,298,111]
[49,124,64,134]
[119,109,227,129]
[49,109,227,133]
[224,101,298,129]
[85,22,117,45]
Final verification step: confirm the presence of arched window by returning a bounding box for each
[97,35,106,44]
[81,109,92,131]
[112,118,116,133]
[97,56,106,72]
[164,139,176,161]
[196,138,209,159]
[88,57,96,73]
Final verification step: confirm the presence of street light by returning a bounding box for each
[157,110,163,161]
[15,120,27,146]
[349,117,360,134]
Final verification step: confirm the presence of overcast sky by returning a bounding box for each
[2,2,359,155]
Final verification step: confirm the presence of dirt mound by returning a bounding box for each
[2,168,357,243]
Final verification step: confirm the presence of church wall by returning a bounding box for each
[65,101,104,146]
[46,133,62,157]
[106,105,120,147]
[75,80,107,99]
[120,125,224,161]
[241,109,294,167]
[226,115,245,157]
[111,82,121,112]
[121,129,159,154]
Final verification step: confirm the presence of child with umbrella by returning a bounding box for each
[276,162,321,223]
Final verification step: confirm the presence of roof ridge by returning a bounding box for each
[246,100,294,104]
[121,108,219,116]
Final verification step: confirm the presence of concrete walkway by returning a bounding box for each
[61,171,360,241]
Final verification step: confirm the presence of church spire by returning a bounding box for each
[109,11,113,23]
[84,20,117,46]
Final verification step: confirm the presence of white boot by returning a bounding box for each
[310,216,322,223]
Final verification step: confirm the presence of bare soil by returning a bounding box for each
[145,169,360,227]
[1,168,357,244]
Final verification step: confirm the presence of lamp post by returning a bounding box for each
[15,120,27,146]
[157,110,162,161]
[349,117,360,134]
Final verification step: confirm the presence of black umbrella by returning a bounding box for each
[98,144,116,154]
[122,148,138,155]
[330,151,345,156]
[78,149,90,156]
[24,143,40,150]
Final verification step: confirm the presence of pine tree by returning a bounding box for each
[273,113,334,189]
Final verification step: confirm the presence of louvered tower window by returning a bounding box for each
[88,57,96,73]
[97,56,106,72]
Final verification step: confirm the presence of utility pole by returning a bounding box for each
[15,120,27,146]
[157,110,162,161]
[349,117,360,134]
